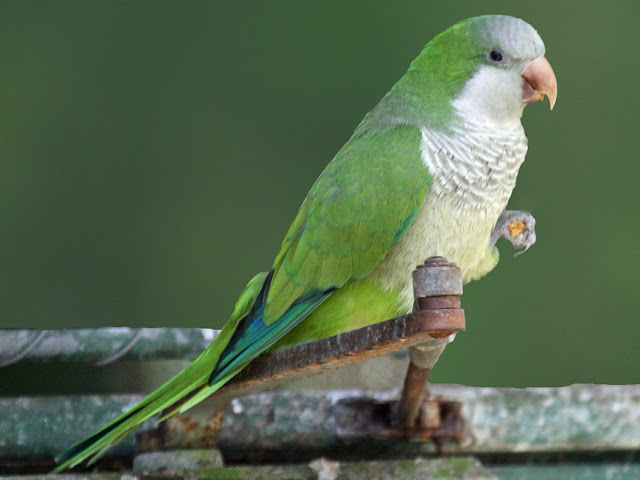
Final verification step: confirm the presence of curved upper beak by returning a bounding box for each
[521,56,557,110]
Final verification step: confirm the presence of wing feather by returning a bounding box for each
[265,124,431,323]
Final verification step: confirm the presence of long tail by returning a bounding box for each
[54,346,217,471]
[54,269,333,472]
[53,272,270,472]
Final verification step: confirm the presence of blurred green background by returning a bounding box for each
[1,1,638,389]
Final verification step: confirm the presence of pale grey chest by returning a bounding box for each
[370,120,528,310]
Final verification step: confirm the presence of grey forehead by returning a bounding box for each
[483,15,545,60]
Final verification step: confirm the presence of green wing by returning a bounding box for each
[265,123,431,322]
[169,124,431,410]
[199,122,431,393]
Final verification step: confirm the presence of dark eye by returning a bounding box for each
[489,50,503,62]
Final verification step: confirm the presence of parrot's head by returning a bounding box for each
[410,15,557,127]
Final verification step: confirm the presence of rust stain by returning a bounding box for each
[180,416,200,434]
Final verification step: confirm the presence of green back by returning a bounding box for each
[265,123,431,322]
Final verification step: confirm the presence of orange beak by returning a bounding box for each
[521,56,557,110]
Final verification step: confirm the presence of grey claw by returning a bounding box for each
[490,210,537,255]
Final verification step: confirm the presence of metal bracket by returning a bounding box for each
[136,256,467,453]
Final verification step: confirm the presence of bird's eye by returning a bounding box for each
[489,50,503,62]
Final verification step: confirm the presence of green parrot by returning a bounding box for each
[54,14,556,471]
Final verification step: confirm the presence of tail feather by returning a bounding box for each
[159,291,332,419]
[53,350,213,472]
[53,272,270,472]
[52,271,334,472]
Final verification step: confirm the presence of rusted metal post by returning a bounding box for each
[397,257,463,432]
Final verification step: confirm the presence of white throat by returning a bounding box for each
[419,108,528,217]
[452,65,526,128]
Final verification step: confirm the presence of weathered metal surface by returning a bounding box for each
[397,363,432,430]
[397,257,464,443]
[1,475,122,480]
[1,457,495,479]
[493,463,640,480]
[333,394,466,451]
[412,256,463,299]
[0,328,217,366]
[134,307,464,452]
[305,456,493,480]
[136,258,465,451]
[444,384,640,453]
[3,385,640,462]
[6,460,640,480]
[0,395,147,459]
[136,399,230,453]
[218,385,640,459]
[212,309,464,403]
[132,449,224,472]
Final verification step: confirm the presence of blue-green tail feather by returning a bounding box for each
[210,288,333,383]
[53,271,333,472]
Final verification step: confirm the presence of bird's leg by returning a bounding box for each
[490,210,537,256]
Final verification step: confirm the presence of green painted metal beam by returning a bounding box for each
[493,463,640,480]
[2,457,495,480]
[2,385,640,462]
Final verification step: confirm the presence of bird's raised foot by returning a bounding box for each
[490,210,536,256]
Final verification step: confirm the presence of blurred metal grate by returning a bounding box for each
[0,327,218,366]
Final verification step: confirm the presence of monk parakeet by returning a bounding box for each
[54,14,556,471]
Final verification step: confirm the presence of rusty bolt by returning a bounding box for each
[399,257,464,432]
[413,257,463,312]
